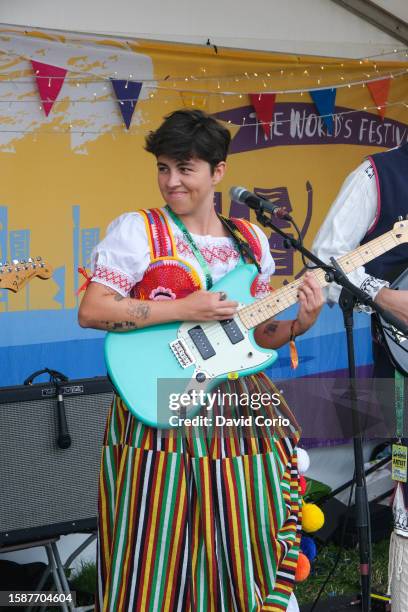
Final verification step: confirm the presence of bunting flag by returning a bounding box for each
[31,60,67,117]
[216,119,241,141]
[367,78,391,120]
[179,91,209,110]
[249,93,276,137]
[111,79,142,129]
[310,88,337,134]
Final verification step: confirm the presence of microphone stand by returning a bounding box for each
[253,207,408,612]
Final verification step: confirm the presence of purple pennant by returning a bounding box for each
[310,88,337,135]
[111,79,142,129]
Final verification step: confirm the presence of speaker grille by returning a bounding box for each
[0,378,113,544]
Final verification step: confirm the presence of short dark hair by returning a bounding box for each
[145,109,231,172]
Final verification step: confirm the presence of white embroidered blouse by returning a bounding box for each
[90,207,275,298]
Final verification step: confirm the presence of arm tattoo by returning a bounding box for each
[104,288,126,301]
[103,321,138,330]
[127,302,150,320]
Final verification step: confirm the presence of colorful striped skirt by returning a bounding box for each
[96,373,302,612]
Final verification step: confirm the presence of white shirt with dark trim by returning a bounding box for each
[312,159,389,309]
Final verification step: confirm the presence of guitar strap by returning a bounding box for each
[217,215,262,273]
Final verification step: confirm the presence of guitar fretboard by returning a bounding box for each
[238,225,405,329]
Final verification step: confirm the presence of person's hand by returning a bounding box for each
[178,290,238,321]
[295,272,325,334]
[375,287,408,325]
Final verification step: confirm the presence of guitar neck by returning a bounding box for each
[238,228,402,329]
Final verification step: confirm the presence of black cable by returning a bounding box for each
[309,474,356,612]
[284,216,335,275]
[363,464,372,607]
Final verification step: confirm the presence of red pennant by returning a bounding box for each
[31,60,67,117]
[367,78,391,120]
[249,93,276,137]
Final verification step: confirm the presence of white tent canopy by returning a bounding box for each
[1,0,407,59]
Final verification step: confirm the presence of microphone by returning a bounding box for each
[229,186,292,220]
[55,382,71,449]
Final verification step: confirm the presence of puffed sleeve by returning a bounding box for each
[90,212,150,296]
[312,160,389,307]
[251,223,275,298]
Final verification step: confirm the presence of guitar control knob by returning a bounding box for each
[398,215,403,221]
[195,372,206,383]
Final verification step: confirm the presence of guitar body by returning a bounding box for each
[105,264,278,428]
[378,268,408,375]
[104,218,408,427]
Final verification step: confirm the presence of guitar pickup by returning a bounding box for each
[220,319,245,344]
[188,326,216,360]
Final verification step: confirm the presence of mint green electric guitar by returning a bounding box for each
[105,220,408,428]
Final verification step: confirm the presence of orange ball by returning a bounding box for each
[295,552,311,582]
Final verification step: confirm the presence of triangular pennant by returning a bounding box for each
[310,88,337,135]
[111,79,142,129]
[249,93,276,137]
[179,92,209,110]
[31,60,67,117]
[367,78,391,120]
[216,119,241,142]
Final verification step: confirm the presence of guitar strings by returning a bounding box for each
[185,228,406,345]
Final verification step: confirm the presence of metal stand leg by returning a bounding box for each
[63,534,96,574]
[38,544,70,612]
[2,535,96,612]
[26,537,94,612]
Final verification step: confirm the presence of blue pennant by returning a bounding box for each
[111,79,142,129]
[310,88,337,135]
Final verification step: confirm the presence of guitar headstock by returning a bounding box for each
[392,218,408,243]
[0,257,53,293]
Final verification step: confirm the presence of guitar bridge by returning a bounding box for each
[169,339,195,368]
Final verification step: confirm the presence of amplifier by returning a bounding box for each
[0,376,113,546]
